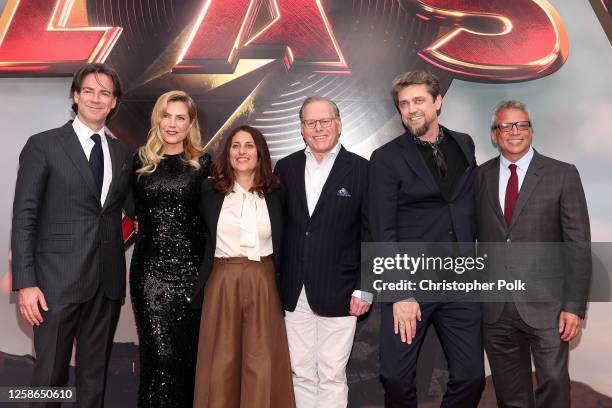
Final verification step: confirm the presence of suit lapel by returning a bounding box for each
[447,128,476,202]
[57,121,100,205]
[293,151,309,217]
[207,188,225,242]
[484,157,506,227]
[398,132,439,194]
[311,146,352,218]
[509,151,544,230]
[265,191,282,255]
[450,128,476,168]
[102,137,122,211]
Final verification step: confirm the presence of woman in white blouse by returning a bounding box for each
[192,126,295,408]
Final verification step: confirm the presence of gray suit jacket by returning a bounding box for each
[475,150,591,328]
[11,121,133,303]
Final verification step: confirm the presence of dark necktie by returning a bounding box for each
[504,163,518,226]
[89,133,104,197]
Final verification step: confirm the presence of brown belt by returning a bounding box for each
[214,255,272,264]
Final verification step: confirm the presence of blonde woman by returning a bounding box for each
[130,90,211,407]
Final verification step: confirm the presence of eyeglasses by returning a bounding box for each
[302,117,336,129]
[493,121,531,133]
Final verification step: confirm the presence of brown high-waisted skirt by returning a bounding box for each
[193,256,296,408]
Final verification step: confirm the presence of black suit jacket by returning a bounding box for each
[369,127,477,301]
[11,121,133,303]
[369,127,476,242]
[274,146,369,317]
[191,178,284,308]
[475,151,591,328]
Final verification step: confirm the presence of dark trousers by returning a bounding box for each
[31,285,121,408]
[380,302,484,408]
[484,302,569,408]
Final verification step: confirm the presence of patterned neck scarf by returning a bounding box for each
[413,126,448,179]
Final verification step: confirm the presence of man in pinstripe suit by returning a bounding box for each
[274,96,371,408]
[11,63,133,408]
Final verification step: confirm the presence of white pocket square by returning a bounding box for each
[337,188,351,197]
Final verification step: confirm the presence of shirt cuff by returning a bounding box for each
[352,290,373,304]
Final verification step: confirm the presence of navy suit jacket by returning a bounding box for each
[369,126,476,243]
[369,127,477,301]
[275,146,369,317]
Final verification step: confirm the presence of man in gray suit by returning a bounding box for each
[476,100,591,408]
[11,63,133,407]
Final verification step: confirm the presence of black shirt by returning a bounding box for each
[414,127,468,201]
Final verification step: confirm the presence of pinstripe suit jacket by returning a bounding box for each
[11,121,133,303]
[275,146,369,317]
[475,151,591,328]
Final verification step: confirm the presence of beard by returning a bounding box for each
[408,121,429,137]
[402,113,437,137]
[405,113,435,137]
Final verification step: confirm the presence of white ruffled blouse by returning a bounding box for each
[214,182,273,261]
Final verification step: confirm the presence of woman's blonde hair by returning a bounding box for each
[136,90,205,175]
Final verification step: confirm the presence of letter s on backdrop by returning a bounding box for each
[406,0,569,81]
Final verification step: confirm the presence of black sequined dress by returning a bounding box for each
[130,153,211,407]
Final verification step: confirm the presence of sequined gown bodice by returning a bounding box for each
[130,153,210,408]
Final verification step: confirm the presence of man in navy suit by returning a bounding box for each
[369,71,484,407]
[274,96,370,408]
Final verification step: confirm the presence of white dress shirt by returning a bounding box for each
[304,142,342,216]
[72,116,112,206]
[304,143,372,303]
[498,146,534,213]
[215,182,273,261]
